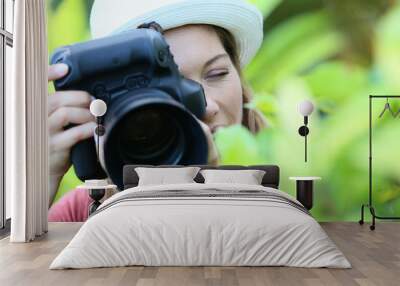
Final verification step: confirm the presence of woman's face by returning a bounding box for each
[164,25,243,134]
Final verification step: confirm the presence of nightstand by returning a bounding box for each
[289,177,321,210]
[77,181,117,215]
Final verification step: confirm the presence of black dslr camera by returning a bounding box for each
[50,24,208,190]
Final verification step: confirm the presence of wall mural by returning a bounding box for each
[47,0,400,221]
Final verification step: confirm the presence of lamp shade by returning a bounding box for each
[298,100,314,116]
[90,99,107,117]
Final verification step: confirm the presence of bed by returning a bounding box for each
[49,164,351,269]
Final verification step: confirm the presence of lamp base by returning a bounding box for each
[95,125,105,136]
[298,126,309,136]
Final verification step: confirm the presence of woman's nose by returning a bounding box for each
[203,97,220,122]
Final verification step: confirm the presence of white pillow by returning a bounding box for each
[200,169,266,185]
[135,167,200,186]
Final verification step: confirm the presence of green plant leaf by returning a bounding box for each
[52,166,83,204]
[47,0,90,56]
[374,3,400,91]
[214,125,264,165]
[247,0,281,17]
[245,11,341,86]
[303,61,368,107]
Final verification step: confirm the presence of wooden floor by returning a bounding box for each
[0,222,399,286]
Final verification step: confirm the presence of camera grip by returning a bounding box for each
[64,124,108,181]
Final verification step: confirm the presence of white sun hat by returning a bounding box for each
[90,0,264,67]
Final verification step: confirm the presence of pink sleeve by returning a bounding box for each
[48,188,92,222]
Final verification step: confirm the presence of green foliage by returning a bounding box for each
[220,1,400,221]
[247,0,281,17]
[375,4,400,91]
[214,125,265,165]
[47,0,91,55]
[303,62,368,112]
[52,166,82,203]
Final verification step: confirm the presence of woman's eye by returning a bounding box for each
[207,71,229,79]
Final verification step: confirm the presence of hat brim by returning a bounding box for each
[90,0,264,67]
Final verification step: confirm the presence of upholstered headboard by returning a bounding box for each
[123,164,280,190]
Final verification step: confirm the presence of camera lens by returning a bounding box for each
[100,89,208,190]
[117,107,184,163]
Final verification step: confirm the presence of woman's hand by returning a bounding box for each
[48,63,97,204]
[195,119,220,166]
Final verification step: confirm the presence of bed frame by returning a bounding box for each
[122,165,280,190]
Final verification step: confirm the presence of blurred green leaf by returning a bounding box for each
[375,3,400,91]
[47,0,90,55]
[214,125,265,165]
[303,61,368,112]
[246,11,345,92]
[247,0,281,17]
[52,166,82,204]
[245,92,277,117]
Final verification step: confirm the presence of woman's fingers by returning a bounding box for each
[50,121,97,152]
[49,106,96,135]
[48,63,69,82]
[195,119,220,165]
[48,90,92,116]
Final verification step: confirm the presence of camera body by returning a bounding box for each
[50,28,208,190]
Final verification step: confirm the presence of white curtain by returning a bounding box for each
[7,0,48,242]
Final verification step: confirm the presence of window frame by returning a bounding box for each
[0,0,14,235]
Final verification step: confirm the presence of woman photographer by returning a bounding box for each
[48,0,267,221]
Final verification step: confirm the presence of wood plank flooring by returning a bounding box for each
[0,222,399,286]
